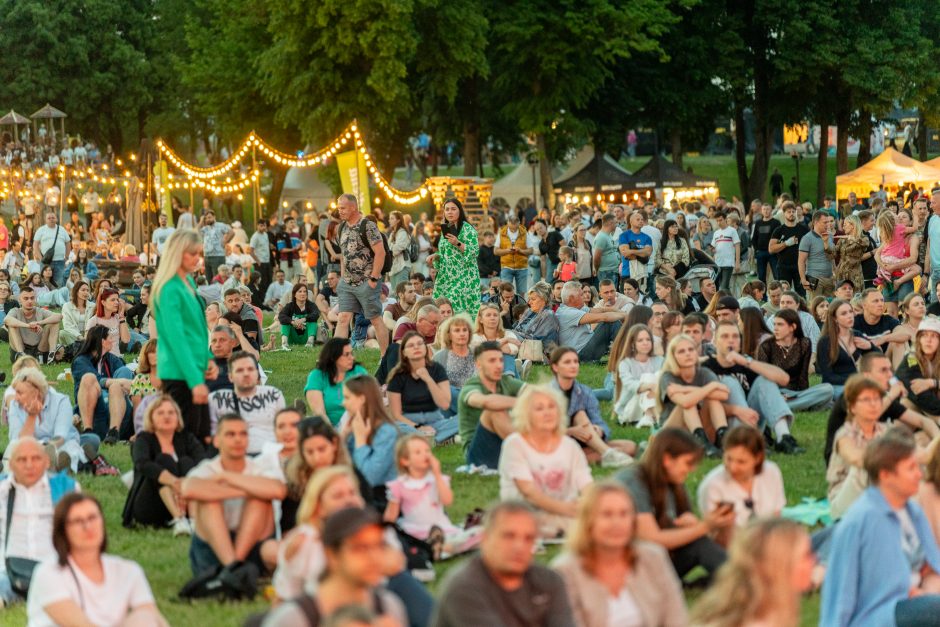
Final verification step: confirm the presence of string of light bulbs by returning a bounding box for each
[156,122,429,204]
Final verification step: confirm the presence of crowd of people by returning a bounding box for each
[5,184,940,625]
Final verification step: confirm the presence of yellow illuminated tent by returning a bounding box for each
[836,148,940,200]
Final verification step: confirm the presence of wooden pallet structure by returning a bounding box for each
[425,176,493,227]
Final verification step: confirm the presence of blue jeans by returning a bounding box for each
[51,259,65,286]
[500,267,528,296]
[885,277,915,303]
[545,258,558,282]
[577,320,622,363]
[593,372,614,401]
[387,571,435,627]
[831,385,844,401]
[781,385,833,412]
[91,366,134,437]
[503,353,518,376]
[755,250,776,284]
[896,595,940,626]
[720,375,791,430]
[402,410,459,444]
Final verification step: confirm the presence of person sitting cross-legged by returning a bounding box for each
[555,280,628,363]
[704,320,805,455]
[458,341,525,469]
[277,282,319,350]
[0,437,80,607]
[73,325,134,445]
[3,286,62,364]
[181,413,287,579]
[548,346,634,468]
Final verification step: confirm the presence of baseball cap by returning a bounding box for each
[715,296,740,312]
[917,317,940,337]
[321,507,382,549]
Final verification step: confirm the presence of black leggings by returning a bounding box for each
[670,536,727,579]
[129,454,196,526]
[162,379,211,443]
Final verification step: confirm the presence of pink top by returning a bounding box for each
[881,223,909,259]
[386,472,458,539]
[558,261,578,281]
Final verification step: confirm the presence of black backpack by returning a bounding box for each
[407,232,419,263]
[340,220,393,275]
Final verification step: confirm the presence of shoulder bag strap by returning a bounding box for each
[4,485,14,554]
[48,224,60,253]
[67,562,86,611]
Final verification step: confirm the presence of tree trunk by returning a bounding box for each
[835,104,851,175]
[670,128,683,168]
[856,109,872,167]
[536,133,555,210]
[462,118,480,177]
[733,102,750,204]
[919,111,929,161]
[817,121,829,206]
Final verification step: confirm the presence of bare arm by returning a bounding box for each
[633,512,709,550]
[465,391,517,411]
[182,476,247,501]
[577,310,626,325]
[513,478,577,517]
[41,601,97,627]
[667,381,728,408]
[768,237,787,254]
[219,471,287,500]
[387,392,417,428]
[370,239,385,278]
[306,389,326,416]
[223,229,235,245]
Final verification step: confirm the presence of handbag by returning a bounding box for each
[518,338,544,363]
[5,487,39,596]
[41,225,60,265]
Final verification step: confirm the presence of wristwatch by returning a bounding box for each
[369,276,380,282]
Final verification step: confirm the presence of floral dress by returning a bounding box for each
[433,221,481,317]
[835,235,867,292]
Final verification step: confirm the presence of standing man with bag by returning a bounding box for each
[32,211,70,286]
[334,194,389,356]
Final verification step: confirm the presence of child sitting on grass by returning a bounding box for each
[384,434,482,560]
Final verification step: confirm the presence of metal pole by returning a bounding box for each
[252,144,260,225]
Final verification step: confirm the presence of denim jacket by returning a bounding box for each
[550,379,609,439]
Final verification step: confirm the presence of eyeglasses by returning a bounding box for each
[66,512,101,529]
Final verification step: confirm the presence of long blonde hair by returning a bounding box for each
[690,518,808,627]
[475,302,506,339]
[877,210,897,248]
[295,466,360,526]
[151,229,201,305]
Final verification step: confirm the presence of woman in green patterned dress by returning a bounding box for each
[429,198,481,317]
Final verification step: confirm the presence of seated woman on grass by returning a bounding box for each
[122,395,206,534]
[304,338,367,426]
[277,283,319,350]
[548,346,634,468]
[696,425,786,546]
[498,384,593,539]
[386,331,455,445]
[615,428,733,580]
[658,334,730,458]
[73,325,134,444]
[817,298,879,400]
[610,323,663,427]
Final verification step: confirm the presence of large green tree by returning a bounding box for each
[0,0,152,151]
[487,0,680,207]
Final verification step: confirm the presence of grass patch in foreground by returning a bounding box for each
[0,345,826,625]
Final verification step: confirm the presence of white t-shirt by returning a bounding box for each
[208,386,286,453]
[607,587,645,627]
[186,455,284,530]
[711,226,740,268]
[33,224,71,262]
[27,554,155,627]
[498,433,592,536]
[696,460,786,527]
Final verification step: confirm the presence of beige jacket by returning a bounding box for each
[552,541,688,627]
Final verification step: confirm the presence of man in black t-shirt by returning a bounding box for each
[853,289,907,351]
[823,352,937,465]
[703,320,804,453]
[768,202,809,296]
[752,203,781,284]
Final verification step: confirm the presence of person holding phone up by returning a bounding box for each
[428,198,481,317]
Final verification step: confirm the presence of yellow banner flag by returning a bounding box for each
[335,150,371,214]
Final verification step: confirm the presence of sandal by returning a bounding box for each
[427,525,445,562]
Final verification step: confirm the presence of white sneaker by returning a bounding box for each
[519,359,533,380]
[172,517,193,536]
[636,414,656,429]
[600,448,634,468]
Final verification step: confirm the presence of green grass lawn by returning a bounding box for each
[0,344,828,626]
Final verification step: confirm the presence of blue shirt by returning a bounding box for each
[348,422,400,488]
[617,230,652,277]
[820,487,940,627]
[929,214,940,272]
[550,379,609,439]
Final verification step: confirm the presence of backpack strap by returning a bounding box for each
[358,220,373,252]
